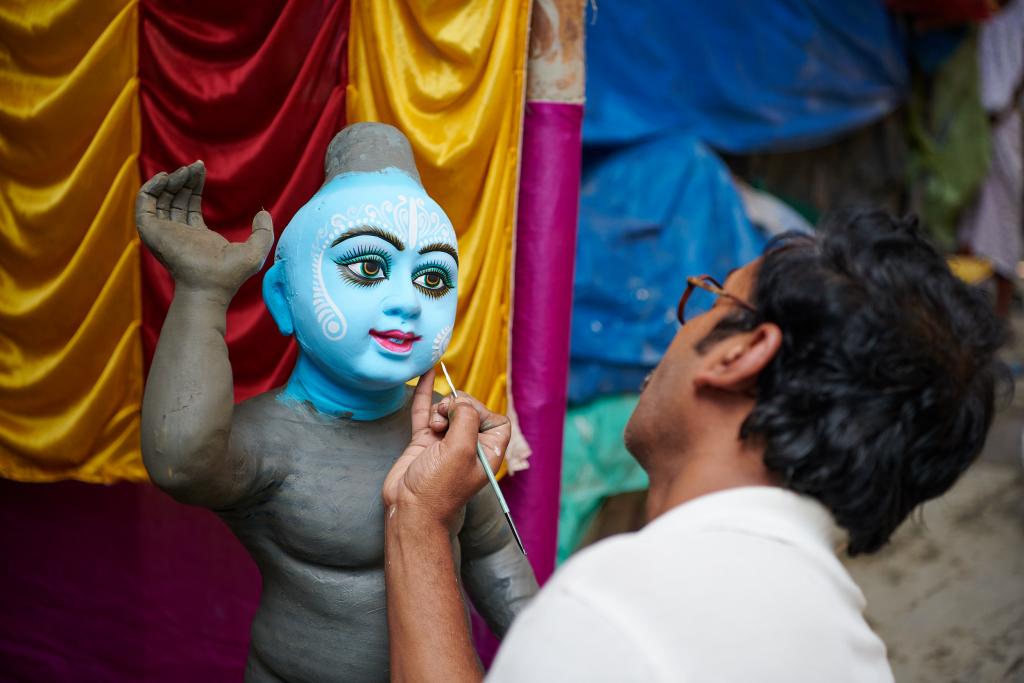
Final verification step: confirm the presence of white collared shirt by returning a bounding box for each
[488,487,893,682]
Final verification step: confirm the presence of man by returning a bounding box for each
[382,210,1006,681]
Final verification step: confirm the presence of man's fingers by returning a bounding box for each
[443,398,483,463]
[187,161,206,227]
[436,393,509,434]
[477,424,510,471]
[410,368,436,432]
[481,441,505,474]
[429,401,449,433]
[136,172,167,224]
[432,397,455,433]
[434,393,510,470]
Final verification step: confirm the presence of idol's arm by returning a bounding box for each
[136,162,274,508]
[460,487,539,637]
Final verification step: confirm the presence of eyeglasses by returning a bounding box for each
[677,275,757,324]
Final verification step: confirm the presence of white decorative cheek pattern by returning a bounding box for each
[312,233,348,341]
[431,325,453,363]
[311,194,456,344]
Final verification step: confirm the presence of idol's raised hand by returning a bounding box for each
[135,161,273,296]
[382,369,511,529]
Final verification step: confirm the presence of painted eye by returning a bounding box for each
[413,270,449,292]
[412,265,454,299]
[418,272,444,289]
[346,260,386,280]
[333,249,392,287]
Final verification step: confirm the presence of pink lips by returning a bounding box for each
[370,329,422,354]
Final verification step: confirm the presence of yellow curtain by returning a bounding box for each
[0,0,145,483]
[347,0,531,413]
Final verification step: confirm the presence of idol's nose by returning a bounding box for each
[381,283,422,321]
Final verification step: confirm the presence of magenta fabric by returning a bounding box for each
[0,480,259,681]
[471,100,582,667]
[506,101,583,582]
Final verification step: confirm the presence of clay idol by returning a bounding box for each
[136,123,537,682]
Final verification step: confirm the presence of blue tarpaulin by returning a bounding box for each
[568,134,769,404]
[561,1,915,548]
[584,0,909,153]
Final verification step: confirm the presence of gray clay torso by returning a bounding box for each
[216,390,474,683]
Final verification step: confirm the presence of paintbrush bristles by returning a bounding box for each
[439,361,460,399]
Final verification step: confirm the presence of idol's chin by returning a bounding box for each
[344,363,433,392]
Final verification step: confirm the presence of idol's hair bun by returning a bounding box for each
[323,123,422,188]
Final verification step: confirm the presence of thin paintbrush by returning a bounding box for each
[439,361,527,556]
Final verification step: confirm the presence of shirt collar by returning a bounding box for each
[644,486,846,554]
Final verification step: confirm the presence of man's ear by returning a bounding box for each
[263,262,294,336]
[694,323,782,393]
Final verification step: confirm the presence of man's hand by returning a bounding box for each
[136,161,273,297]
[382,368,511,529]
[383,368,508,683]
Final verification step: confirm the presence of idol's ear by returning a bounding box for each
[263,262,294,336]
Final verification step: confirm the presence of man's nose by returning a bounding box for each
[381,282,422,321]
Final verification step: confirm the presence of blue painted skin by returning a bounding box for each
[263,168,458,420]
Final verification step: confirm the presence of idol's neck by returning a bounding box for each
[280,353,407,421]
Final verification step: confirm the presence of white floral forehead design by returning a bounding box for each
[311,194,457,342]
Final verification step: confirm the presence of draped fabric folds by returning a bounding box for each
[0,0,144,483]
[506,102,582,578]
[138,0,350,402]
[1,4,545,676]
[0,0,530,486]
[347,0,531,412]
[1,0,350,483]
[583,0,909,153]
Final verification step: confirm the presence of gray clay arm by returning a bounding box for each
[460,485,540,637]
[137,163,274,508]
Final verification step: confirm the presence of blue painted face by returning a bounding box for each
[264,169,457,411]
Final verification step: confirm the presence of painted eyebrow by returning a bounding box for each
[330,226,405,251]
[418,242,459,266]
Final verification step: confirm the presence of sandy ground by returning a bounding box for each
[843,402,1024,682]
[840,304,1024,682]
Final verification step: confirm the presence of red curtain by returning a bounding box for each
[886,0,996,24]
[0,5,351,680]
[138,0,349,400]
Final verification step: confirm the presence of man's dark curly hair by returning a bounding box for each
[700,209,1009,555]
